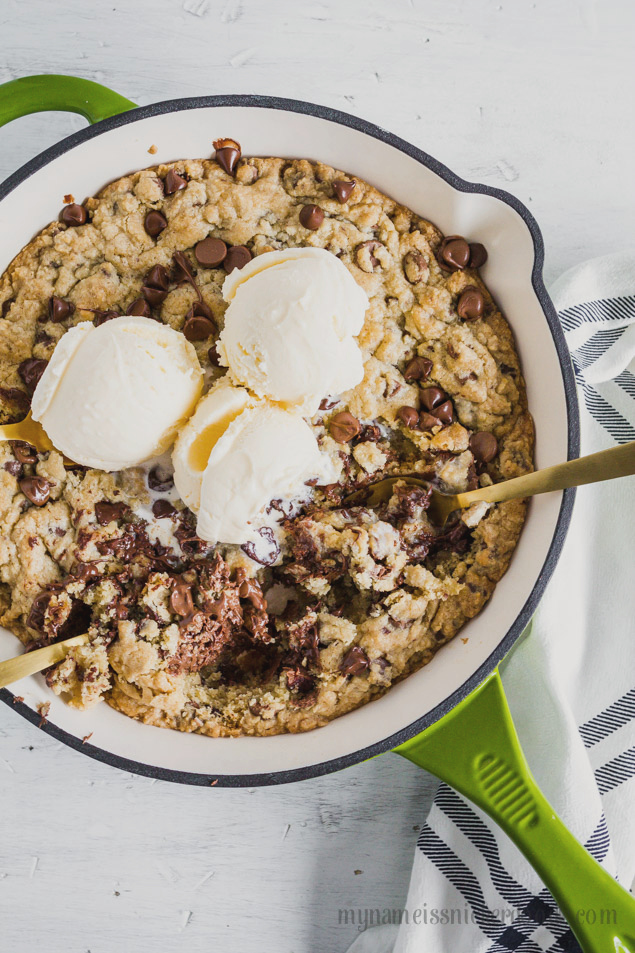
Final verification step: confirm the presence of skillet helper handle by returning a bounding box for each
[395,669,635,953]
[0,74,136,128]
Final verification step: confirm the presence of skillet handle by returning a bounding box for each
[0,74,136,128]
[395,669,635,953]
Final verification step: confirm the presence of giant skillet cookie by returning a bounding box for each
[0,143,533,735]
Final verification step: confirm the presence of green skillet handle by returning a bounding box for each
[395,670,635,953]
[0,74,136,129]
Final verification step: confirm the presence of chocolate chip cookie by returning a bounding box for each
[0,143,533,735]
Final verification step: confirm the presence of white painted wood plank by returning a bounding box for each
[0,709,436,952]
[0,2,634,950]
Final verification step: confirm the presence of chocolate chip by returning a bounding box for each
[195,237,228,267]
[286,668,316,697]
[397,406,420,429]
[48,296,75,323]
[164,170,187,195]
[4,460,22,477]
[141,267,170,309]
[92,309,119,327]
[437,235,471,272]
[0,387,30,412]
[339,645,370,677]
[333,179,356,203]
[126,298,152,318]
[207,344,221,366]
[10,440,38,464]
[403,356,433,382]
[170,582,195,617]
[18,358,48,393]
[112,603,128,621]
[19,476,50,506]
[236,572,267,612]
[148,465,174,492]
[457,286,485,321]
[141,286,165,308]
[419,386,447,411]
[434,400,454,425]
[59,204,87,227]
[145,264,170,289]
[299,204,324,230]
[469,242,488,269]
[144,210,168,238]
[213,137,241,176]
[70,561,102,583]
[172,250,197,286]
[403,250,430,284]
[142,264,171,307]
[357,423,381,444]
[175,528,207,557]
[26,591,52,632]
[469,431,498,463]
[34,328,53,345]
[152,499,176,519]
[419,411,442,431]
[328,411,361,443]
[223,245,252,274]
[356,240,384,273]
[183,310,216,341]
[95,501,128,525]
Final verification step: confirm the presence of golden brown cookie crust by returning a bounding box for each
[0,153,533,736]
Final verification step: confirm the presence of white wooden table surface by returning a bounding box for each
[1,3,633,951]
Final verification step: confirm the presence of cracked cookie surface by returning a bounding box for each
[0,153,533,735]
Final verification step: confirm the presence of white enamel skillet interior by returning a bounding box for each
[0,96,579,786]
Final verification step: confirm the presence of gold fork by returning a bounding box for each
[0,633,89,690]
[0,410,54,452]
[346,439,635,526]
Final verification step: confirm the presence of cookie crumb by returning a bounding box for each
[82,732,93,744]
[12,695,24,704]
[36,701,50,727]
[63,194,74,204]
[148,144,158,155]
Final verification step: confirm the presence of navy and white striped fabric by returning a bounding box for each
[350,252,635,953]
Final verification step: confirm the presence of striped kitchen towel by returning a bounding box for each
[349,250,635,953]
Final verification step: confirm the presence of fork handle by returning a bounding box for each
[459,439,635,509]
[0,634,89,689]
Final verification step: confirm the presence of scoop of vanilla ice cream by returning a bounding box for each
[31,317,203,471]
[172,379,335,546]
[219,247,368,415]
[172,380,253,513]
